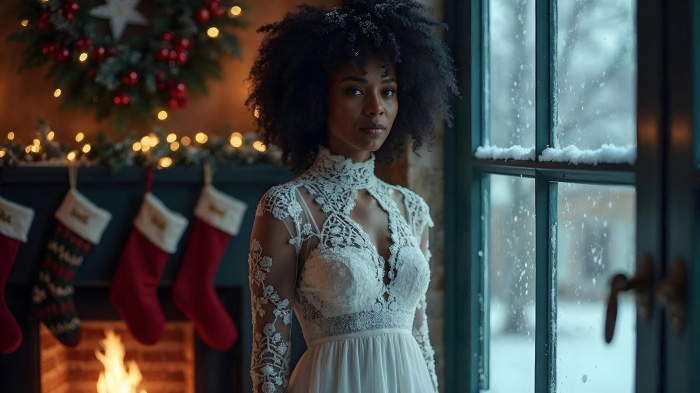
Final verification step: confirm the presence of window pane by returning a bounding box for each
[487,0,535,148]
[555,183,635,392]
[555,0,637,150]
[484,175,536,392]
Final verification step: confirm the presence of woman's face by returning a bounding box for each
[326,57,398,161]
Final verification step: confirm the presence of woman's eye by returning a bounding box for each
[346,87,362,95]
[383,89,397,97]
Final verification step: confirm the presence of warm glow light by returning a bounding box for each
[207,27,220,38]
[181,136,191,146]
[140,136,150,147]
[0,150,5,158]
[7,132,14,140]
[30,145,39,153]
[132,142,142,151]
[33,138,40,146]
[141,144,151,152]
[75,132,85,142]
[25,146,31,153]
[157,110,168,120]
[67,151,77,161]
[229,6,242,16]
[82,144,91,153]
[195,132,208,144]
[254,106,260,118]
[54,89,62,98]
[148,133,159,146]
[166,133,177,143]
[21,19,29,27]
[170,141,180,151]
[79,52,88,62]
[158,157,173,169]
[95,329,146,393]
[253,140,267,152]
[229,132,243,148]
[47,131,55,140]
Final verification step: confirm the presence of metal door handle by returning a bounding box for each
[656,259,687,334]
[605,254,653,343]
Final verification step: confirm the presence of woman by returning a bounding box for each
[246,1,459,392]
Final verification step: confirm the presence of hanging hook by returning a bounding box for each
[203,162,212,186]
[68,163,77,189]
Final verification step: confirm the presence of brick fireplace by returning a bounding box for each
[40,322,195,393]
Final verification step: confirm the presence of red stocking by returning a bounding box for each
[109,192,188,345]
[173,185,247,351]
[0,197,34,354]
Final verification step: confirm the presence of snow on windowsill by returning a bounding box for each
[474,144,636,165]
[474,145,536,161]
[539,144,636,165]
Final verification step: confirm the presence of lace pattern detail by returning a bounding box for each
[250,146,437,392]
[249,240,293,393]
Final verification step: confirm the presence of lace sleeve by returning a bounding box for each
[249,189,299,393]
[413,224,438,392]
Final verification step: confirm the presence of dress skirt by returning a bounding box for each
[287,328,435,393]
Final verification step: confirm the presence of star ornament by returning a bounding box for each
[89,0,149,42]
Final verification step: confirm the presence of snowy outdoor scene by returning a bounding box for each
[479,0,638,389]
[484,177,636,393]
[483,0,636,163]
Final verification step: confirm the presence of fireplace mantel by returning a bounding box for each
[0,164,298,393]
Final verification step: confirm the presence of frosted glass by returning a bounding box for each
[555,0,637,150]
[555,183,636,393]
[487,0,535,149]
[483,175,536,392]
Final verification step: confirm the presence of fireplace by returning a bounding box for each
[0,165,294,393]
[40,322,195,393]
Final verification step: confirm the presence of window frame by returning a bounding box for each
[442,0,661,392]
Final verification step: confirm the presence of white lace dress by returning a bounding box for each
[249,147,438,393]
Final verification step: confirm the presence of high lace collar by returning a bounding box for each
[309,146,376,189]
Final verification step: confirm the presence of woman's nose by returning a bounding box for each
[363,92,384,116]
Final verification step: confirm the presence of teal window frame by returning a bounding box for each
[443,0,638,392]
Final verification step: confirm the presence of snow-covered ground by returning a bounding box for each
[484,299,635,393]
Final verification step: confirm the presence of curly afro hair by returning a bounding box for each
[246,0,459,172]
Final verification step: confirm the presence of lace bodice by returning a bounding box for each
[248,147,437,393]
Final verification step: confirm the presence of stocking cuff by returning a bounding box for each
[194,185,248,236]
[55,189,112,244]
[134,193,188,254]
[0,196,35,242]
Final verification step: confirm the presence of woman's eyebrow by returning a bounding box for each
[339,76,397,84]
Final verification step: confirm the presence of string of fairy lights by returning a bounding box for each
[0,120,278,170]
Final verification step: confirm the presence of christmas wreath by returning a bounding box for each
[9,0,246,128]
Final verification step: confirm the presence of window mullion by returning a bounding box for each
[534,0,556,391]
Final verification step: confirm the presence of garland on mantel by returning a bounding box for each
[0,120,281,172]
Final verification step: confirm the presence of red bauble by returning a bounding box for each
[176,38,192,51]
[42,43,53,55]
[211,6,225,18]
[65,12,75,21]
[107,47,116,56]
[56,48,71,62]
[168,49,178,62]
[195,7,210,23]
[37,13,51,31]
[177,51,188,65]
[161,32,175,43]
[171,82,187,98]
[168,97,180,109]
[63,2,80,13]
[114,93,130,106]
[93,46,106,61]
[122,71,139,86]
[156,70,166,81]
[177,97,189,108]
[156,48,169,61]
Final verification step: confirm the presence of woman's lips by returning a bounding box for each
[359,127,384,135]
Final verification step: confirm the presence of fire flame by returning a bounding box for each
[95,329,147,393]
